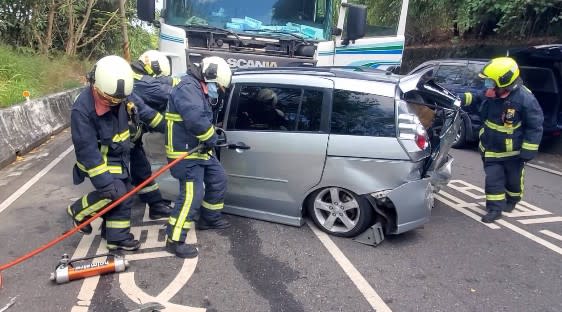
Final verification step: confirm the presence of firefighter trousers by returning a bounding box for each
[484,158,525,212]
[130,139,165,205]
[166,156,227,242]
[68,178,134,242]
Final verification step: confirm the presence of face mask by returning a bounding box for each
[207,82,219,99]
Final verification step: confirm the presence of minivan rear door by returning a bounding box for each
[219,74,333,226]
[399,71,461,177]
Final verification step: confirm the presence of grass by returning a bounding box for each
[0,44,90,107]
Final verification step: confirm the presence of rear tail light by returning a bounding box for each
[397,99,430,161]
[415,125,428,149]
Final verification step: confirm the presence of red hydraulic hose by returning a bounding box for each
[0,145,201,285]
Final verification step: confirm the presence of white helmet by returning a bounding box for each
[257,88,277,106]
[138,50,171,77]
[201,56,232,89]
[93,55,134,103]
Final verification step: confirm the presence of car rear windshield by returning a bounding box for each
[330,89,395,137]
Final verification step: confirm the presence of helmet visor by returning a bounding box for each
[483,78,496,89]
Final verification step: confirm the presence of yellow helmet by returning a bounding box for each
[479,57,520,88]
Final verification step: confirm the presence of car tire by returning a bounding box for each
[452,117,467,149]
[307,187,373,237]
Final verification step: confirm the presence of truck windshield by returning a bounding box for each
[164,0,332,41]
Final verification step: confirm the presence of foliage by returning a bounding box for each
[0,0,156,59]
[0,44,89,106]
[333,0,562,43]
[456,0,562,38]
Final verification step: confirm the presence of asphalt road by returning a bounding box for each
[0,131,561,312]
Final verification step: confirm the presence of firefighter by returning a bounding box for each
[461,57,543,223]
[164,56,232,258]
[67,55,142,251]
[127,50,180,220]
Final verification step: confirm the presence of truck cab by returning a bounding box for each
[136,0,410,74]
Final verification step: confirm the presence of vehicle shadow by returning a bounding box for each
[383,230,422,248]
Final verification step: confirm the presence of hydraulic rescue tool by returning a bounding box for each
[50,253,128,284]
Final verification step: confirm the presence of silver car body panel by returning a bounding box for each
[143,69,459,234]
[387,178,434,234]
[220,131,329,227]
[326,135,408,160]
[315,156,422,196]
[332,77,396,97]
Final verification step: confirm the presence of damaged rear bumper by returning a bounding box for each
[365,155,454,235]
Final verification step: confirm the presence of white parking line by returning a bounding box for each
[0,145,74,215]
[527,163,562,177]
[307,220,392,312]
[518,217,562,224]
[540,230,562,242]
[435,193,501,229]
[438,181,562,257]
[495,219,562,256]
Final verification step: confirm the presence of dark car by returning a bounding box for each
[409,45,562,148]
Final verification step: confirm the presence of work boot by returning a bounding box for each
[149,201,173,220]
[503,202,517,213]
[196,218,231,230]
[67,207,92,235]
[165,239,198,258]
[481,210,502,223]
[107,234,141,251]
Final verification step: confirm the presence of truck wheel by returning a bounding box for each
[307,187,373,237]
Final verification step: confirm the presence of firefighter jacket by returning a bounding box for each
[71,88,132,189]
[127,92,165,136]
[165,71,216,162]
[461,84,544,161]
[132,73,179,113]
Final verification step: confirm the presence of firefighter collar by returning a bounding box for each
[92,87,112,116]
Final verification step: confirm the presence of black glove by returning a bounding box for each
[200,133,218,154]
[97,179,125,200]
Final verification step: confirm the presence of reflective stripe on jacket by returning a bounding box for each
[165,74,216,161]
[475,85,543,161]
[71,88,131,189]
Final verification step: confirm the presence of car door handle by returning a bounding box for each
[227,142,251,150]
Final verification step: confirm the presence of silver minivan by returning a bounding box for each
[144,67,461,239]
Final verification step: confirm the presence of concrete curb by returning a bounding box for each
[0,87,84,168]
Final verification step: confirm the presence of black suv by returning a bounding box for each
[409,45,562,148]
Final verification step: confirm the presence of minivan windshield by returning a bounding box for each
[164,0,332,40]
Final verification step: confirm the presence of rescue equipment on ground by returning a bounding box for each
[50,253,128,284]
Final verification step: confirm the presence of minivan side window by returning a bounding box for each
[227,85,323,132]
[331,90,395,137]
[466,63,485,88]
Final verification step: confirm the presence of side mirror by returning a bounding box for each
[137,0,155,22]
[342,3,367,45]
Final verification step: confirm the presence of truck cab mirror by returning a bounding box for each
[137,0,155,22]
[342,3,367,45]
